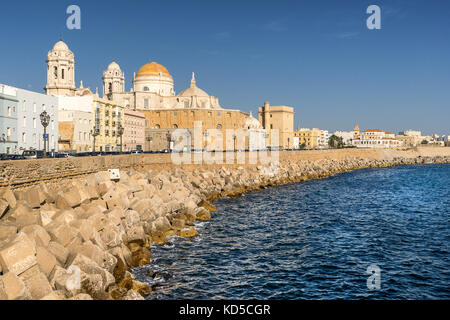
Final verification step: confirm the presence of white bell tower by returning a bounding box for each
[45,40,76,96]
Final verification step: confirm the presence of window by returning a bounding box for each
[155,124,160,129]
[62,69,65,80]
[33,118,36,129]
[143,87,149,92]
[33,103,36,113]
[6,128,11,139]
[23,116,26,127]
[42,104,46,111]
[7,107,11,117]
[54,67,58,79]
[217,124,222,130]
[22,101,26,112]
[33,133,36,144]
[22,132,26,143]
[144,99,149,108]
[217,112,221,117]
[173,112,177,117]
[173,124,178,129]
[184,101,190,108]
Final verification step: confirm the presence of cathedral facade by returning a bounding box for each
[45,40,271,152]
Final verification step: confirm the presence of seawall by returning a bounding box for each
[0,147,449,300]
[1,147,450,188]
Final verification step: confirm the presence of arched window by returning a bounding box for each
[54,67,58,79]
[173,124,178,129]
[217,124,222,130]
[108,83,112,94]
[155,124,160,129]
[62,69,65,80]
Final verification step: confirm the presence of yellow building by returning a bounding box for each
[294,128,320,149]
[258,101,294,149]
[92,95,124,152]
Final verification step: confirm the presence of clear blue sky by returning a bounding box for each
[1,0,449,135]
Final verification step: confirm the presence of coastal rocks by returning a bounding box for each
[0,232,37,276]
[177,226,199,238]
[0,272,31,300]
[195,207,211,221]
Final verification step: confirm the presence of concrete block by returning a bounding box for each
[0,232,37,276]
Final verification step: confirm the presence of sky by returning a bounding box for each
[0,0,449,135]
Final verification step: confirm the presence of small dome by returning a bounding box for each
[107,61,121,70]
[245,114,262,129]
[52,40,70,51]
[136,62,171,78]
[178,86,209,98]
[178,72,209,97]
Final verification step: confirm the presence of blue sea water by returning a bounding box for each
[133,164,450,299]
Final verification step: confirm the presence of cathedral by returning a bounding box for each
[43,40,297,152]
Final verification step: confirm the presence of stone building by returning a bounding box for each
[123,109,145,151]
[58,110,93,152]
[56,94,123,152]
[42,40,288,152]
[0,84,19,154]
[258,101,294,149]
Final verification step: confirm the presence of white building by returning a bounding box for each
[15,87,59,153]
[352,125,402,148]
[318,129,330,149]
[333,131,354,146]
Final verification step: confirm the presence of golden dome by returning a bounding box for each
[136,62,171,78]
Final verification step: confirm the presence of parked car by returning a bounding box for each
[22,150,44,159]
[55,152,73,158]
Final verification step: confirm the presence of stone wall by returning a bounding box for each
[1,147,449,188]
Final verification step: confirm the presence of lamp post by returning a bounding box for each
[232,134,237,152]
[204,130,209,152]
[40,111,50,158]
[91,127,99,152]
[166,132,173,152]
[117,125,124,154]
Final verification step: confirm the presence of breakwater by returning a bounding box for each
[0,147,449,300]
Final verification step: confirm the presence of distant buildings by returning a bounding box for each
[352,124,402,148]
[293,128,320,149]
[333,131,354,146]
[258,102,294,149]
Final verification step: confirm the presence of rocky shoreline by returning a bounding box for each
[0,154,449,300]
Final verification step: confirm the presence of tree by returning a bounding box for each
[421,139,429,145]
[299,143,307,150]
[328,135,344,148]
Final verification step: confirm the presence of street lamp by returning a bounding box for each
[90,127,100,152]
[204,130,209,152]
[117,125,124,154]
[40,111,50,158]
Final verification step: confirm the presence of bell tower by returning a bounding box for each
[102,61,125,100]
[45,40,76,96]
